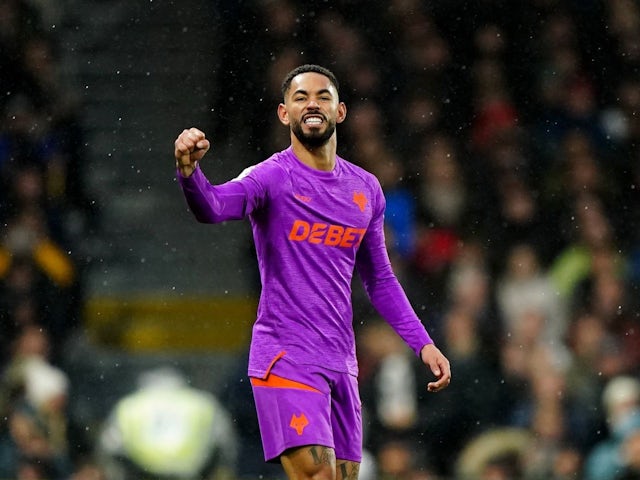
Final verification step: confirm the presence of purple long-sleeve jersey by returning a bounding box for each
[178,147,432,377]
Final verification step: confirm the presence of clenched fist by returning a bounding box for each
[174,127,211,178]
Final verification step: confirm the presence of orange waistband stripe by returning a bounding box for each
[250,373,321,393]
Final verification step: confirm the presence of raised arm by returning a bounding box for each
[174,127,252,223]
[175,127,210,178]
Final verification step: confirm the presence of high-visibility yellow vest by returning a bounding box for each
[114,387,218,477]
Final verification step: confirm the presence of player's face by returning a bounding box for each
[279,72,346,148]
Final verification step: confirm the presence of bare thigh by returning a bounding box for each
[280,445,360,480]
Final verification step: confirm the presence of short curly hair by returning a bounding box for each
[281,64,340,98]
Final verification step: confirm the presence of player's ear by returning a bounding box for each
[336,102,347,124]
[277,103,290,126]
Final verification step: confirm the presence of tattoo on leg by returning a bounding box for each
[309,446,335,466]
[338,461,360,480]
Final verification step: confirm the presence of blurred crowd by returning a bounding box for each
[214,0,640,479]
[1,0,640,479]
[0,0,98,478]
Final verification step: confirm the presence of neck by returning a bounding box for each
[291,135,337,171]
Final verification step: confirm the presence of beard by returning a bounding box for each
[290,117,336,148]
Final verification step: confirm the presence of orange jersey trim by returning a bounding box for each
[250,373,322,393]
[260,350,287,380]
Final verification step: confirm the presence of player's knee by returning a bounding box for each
[286,461,335,479]
[305,461,335,480]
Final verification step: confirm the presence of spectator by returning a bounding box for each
[584,375,640,480]
[410,134,472,309]
[455,427,532,480]
[423,303,502,471]
[375,438,437,480]
[495,243,567,348]
[548,193,622,305]
[365,150,417,261]
[96,367,238,480]
[616,429,640,480]
[357,319,420,455]
[0,347,74,480]
[0,207,78,357]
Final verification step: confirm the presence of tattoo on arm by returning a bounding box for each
[309,446,335,466]
[338,461,360,480]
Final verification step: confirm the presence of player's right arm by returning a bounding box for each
[174,127,272,224]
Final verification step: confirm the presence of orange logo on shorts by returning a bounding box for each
[290,413,309,435]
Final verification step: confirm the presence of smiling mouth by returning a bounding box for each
[303,115,324,126]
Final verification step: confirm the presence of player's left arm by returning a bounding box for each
[355,182,451,392]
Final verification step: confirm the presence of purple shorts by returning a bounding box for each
[250,352,362,463]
